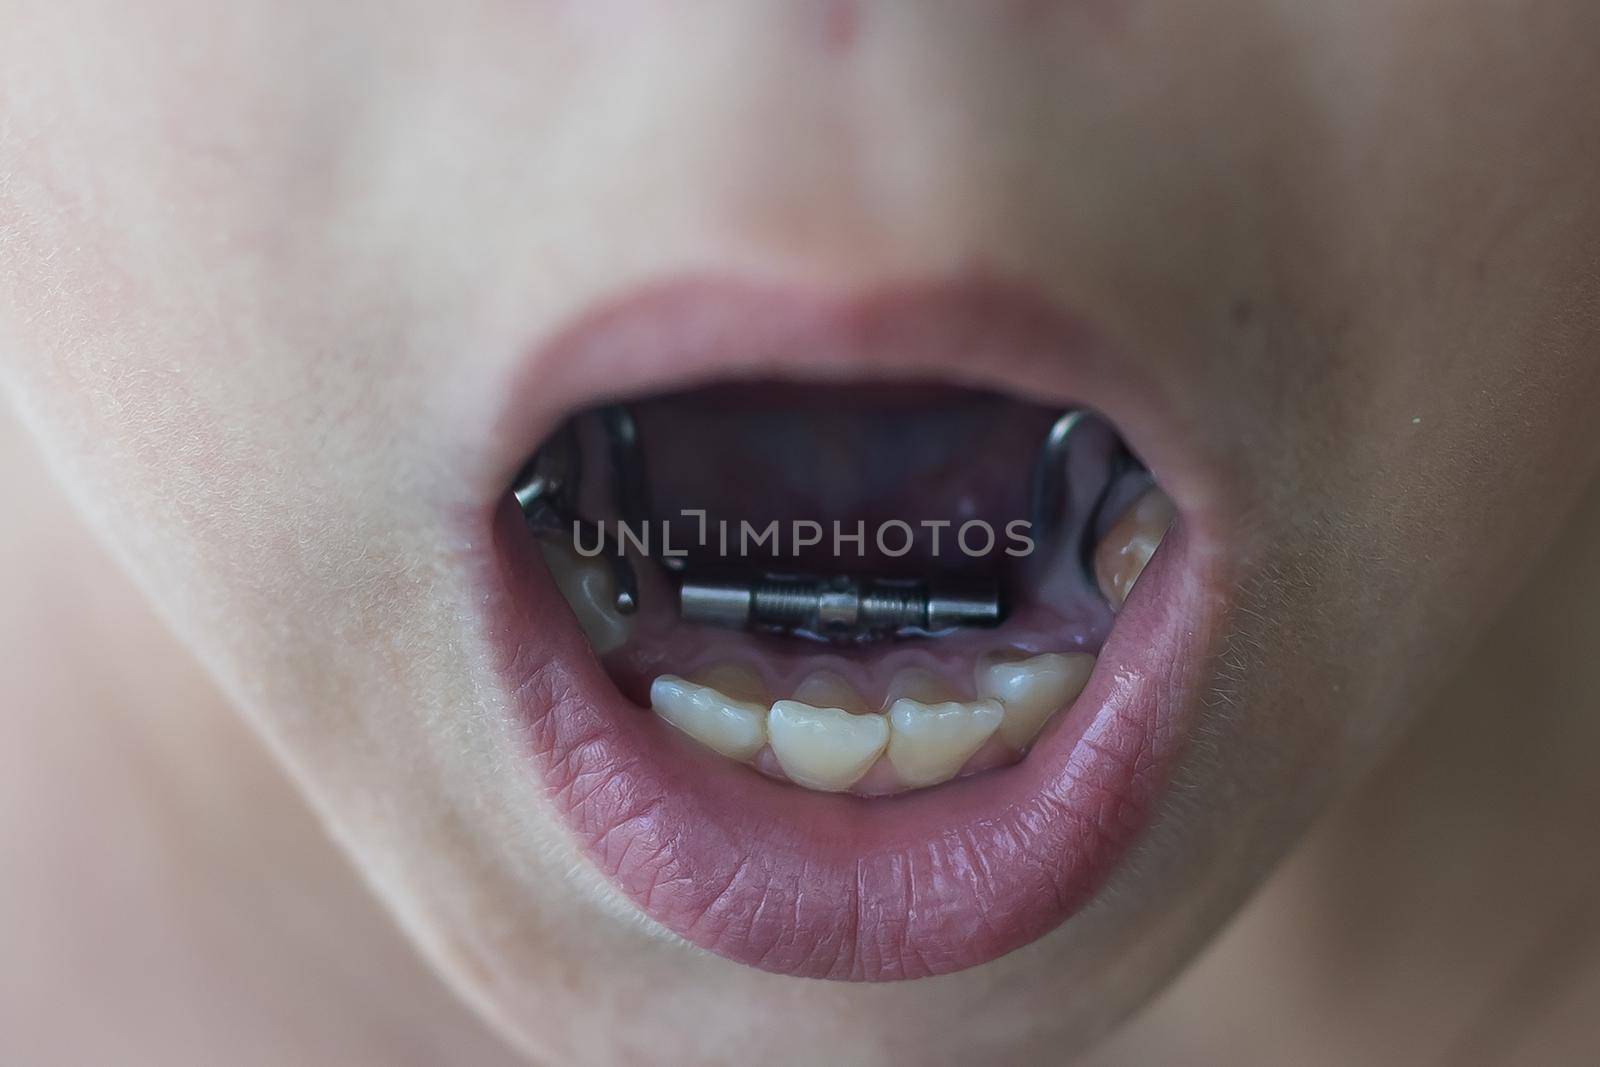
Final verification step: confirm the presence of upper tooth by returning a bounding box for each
[792,670,868,713]
[1094,486,1176,608]
[539,542,634,653]
[975,652,1095,750]
[768,701,889,792]
[689,663,769,705]
[883,666,949,706]
[651,676,768,761]
[886,699,1004,788]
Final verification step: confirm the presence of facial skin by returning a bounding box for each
[3,1,1600,1062]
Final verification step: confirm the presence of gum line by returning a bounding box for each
[535,483,1175,797]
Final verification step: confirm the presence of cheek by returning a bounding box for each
[1191,3,1600,739]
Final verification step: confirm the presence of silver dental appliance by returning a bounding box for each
[513,405,1139,643]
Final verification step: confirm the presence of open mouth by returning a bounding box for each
[485,281,1226,981]
[524,386,1170,794]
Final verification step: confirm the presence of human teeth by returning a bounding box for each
[886,699,1004,788]
[792,670,868,713]
[768,701,889,792]
[1094,486,1176,608]
[650,676,768,761]
[975,652,1095,750]
[689,663,769,705]
[883,667,950,706]
[539,542,634,653]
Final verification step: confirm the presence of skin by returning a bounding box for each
[8,418,1600,1065]
[2,1,1599,1062]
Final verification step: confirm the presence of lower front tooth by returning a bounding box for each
[975,652,1095,750]
[886,699,1004,788]
[768,701,889,792]
[651,676,768,761]
[1094,486,1176,608]
[539,541,634,653]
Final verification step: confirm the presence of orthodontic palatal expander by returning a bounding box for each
[679,572,1003,638]
[513,405,1129,643]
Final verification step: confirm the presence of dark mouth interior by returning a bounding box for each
[548,381,1150,623]
[630,384,1055,576]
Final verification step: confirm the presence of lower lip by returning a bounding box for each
[486,493,1212,981]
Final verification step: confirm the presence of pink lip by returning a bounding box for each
[480,280,1228,980]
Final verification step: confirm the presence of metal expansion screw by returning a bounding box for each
[678,572,1004,639]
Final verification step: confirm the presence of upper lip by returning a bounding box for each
[478,275,1233,980]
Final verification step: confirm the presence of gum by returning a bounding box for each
[604,585,1110,708]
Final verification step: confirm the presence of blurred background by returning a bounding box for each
[3,396,1598,1065]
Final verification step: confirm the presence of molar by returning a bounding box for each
[886,698,1004,788]
[1094,486,1176,608]
[975,651,1095,750]
[650,675,768,761]
[539,542,634,653]
[768,701,889,792]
